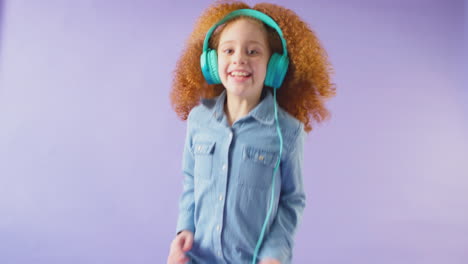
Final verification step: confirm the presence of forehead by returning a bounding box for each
[218,18,269,44]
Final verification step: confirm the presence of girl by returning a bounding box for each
[167,1,335,263]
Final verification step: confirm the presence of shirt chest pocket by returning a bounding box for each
[192,141,215,180]
[239,145,280,189]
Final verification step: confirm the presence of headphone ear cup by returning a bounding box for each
[207,49,221,84]
[200,50,211,83]
[265,53,289,89]
[200,49,221,84]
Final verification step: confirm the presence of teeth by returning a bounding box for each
[231,71,250,77]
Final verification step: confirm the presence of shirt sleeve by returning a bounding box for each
[258,126,306,263]
[175,115,196,234]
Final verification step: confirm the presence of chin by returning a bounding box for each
[222,79,262,97]
[226,87,249,98]
[228,88,261,101]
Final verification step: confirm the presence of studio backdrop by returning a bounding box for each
[0,0,467,263]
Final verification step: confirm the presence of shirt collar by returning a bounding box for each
[250,90,275,125]
[207,90,275,126]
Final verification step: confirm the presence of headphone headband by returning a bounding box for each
[202,9,288,57]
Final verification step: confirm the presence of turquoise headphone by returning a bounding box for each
[200,9,289,89]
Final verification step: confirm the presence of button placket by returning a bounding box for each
[215,128,232,262]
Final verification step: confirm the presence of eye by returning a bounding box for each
[223,48,234,55]
[247,49,258,55]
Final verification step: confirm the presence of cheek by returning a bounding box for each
[257,61,269,76]
[218,63,228,78]
[217,60,229,82]
[217,56,228,71]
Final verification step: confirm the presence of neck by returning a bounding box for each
[224,92,262,126]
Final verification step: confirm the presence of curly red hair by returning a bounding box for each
[170,0,336,132]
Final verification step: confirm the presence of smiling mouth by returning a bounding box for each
[229,71,252,78]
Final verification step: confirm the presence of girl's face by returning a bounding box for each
[217,18,271,102]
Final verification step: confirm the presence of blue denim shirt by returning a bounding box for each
[176,90,306,264]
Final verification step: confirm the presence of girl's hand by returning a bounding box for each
[166,230,194,264]
[259,258,281,264]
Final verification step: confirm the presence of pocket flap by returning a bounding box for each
[193,141,216,155]
[242,145,279,168]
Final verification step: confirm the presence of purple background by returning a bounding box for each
[0,0,467,263]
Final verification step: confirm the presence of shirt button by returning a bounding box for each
[217,250,222,257]
[216,225,221,231]
[219,194,223,201]
[222,164,227,171]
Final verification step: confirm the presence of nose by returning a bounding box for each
[232,51,246,65]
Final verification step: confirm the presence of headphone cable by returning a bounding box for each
[251,88,284,264]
